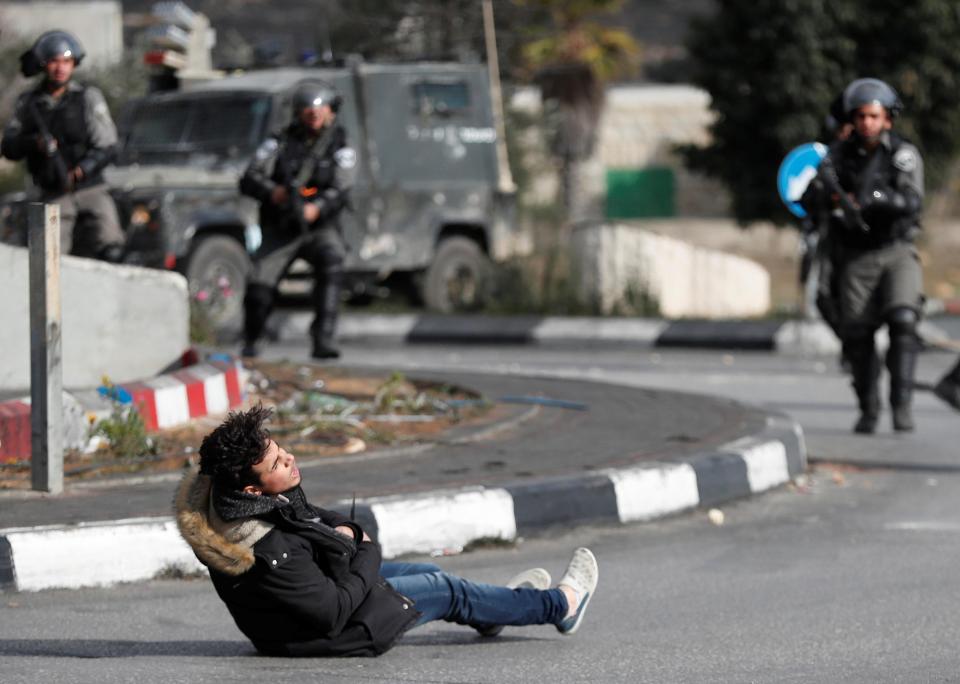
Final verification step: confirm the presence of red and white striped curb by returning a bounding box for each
[121,358,245,432]
[0,400,31,462]
[0,356,246,462]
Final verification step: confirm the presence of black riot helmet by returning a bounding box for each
[842,78,902,118]
[291,81,342,117]
[19,30,86,77]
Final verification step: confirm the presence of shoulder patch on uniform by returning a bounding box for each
[893,147,918,173]
[334,147,357,169]
[254,138,279,161]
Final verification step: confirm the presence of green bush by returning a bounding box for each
[91,400,155,458]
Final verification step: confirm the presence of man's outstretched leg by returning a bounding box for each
[384,548,599,635]
[379,561,552,638]
[475,568,552,637]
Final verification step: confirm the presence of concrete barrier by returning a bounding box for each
[0,243,189,392]
[572,223,771,318]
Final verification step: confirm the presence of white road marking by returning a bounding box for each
[884,521,960,532]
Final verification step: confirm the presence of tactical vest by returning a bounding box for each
[260,123,346,232]
[831,132,918,249]
[26,86,99,192]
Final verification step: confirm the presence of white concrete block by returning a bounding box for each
[571,223,771,319]
[0,244,189,391]
[605,463,700,523]
[369,488,516,559]
[533,317,667,344]
[4,517,203,591]
[725,438,790,493]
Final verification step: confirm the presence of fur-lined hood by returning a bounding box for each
[174,469,274,576]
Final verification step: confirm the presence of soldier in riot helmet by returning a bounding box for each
[239,81,355,359]
[802,78,924,434]
[1,30,125,262]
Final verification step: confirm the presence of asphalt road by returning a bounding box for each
[2,342,959,682]
[326,342,960,471]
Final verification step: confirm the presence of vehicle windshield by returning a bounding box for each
[119,93,271,167]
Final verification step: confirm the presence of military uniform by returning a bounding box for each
[1,34,124,261]
[239,119,355,358]
[814,129,924,432]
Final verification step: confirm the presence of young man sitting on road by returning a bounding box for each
[175,405,599,657]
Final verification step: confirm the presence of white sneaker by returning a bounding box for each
[476,567,552,637]
[556,547,599,635]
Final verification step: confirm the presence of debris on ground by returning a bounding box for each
[497,395,588,411]
[0,361,492,488]
[707,508,725,526]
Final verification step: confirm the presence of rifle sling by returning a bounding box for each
[292,125,338,191]
[856,145,887,207]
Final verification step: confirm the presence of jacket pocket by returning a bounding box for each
[349,580,420,654]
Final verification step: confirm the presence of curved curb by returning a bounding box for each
[277,310,954,355]
[0,408,805,592]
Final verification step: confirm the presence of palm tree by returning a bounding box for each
[517,0,640,223]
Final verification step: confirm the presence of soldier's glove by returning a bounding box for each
[863,186,908,216]
[863,186,921,220]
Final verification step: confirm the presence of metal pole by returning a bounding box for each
[482,0,517,194]
[28,202,63,494]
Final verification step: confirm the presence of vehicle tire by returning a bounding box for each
[422,236,491,312]
[185,235,251,335]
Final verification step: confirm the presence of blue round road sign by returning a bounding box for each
[777,142,827,218]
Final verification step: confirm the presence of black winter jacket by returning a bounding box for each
[175,471,419,656]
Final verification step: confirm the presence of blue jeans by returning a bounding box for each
[381,562,568,629]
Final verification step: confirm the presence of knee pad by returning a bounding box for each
[886,306,918,337]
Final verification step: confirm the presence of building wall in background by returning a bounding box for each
[0,1,123,68]
[597,85,728,219]
[511,84,730,220]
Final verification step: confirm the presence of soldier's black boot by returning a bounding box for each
[933,358,960,411]
[310,266,342,360]
[242,283,275,358]
[886,307,920,432]
[847,337,880,434]
[887,332,919,432]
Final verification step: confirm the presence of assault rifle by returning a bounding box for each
[818,155,869,233]
[26,100,71,194]
[283,125,339,235]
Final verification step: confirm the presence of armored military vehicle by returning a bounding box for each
[109,62,528,330]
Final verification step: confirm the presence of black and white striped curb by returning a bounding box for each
[295,312,799,349]
[0,413,804,593]
[272,312,950,355]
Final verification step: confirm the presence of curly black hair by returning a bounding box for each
[198,404,273,490]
